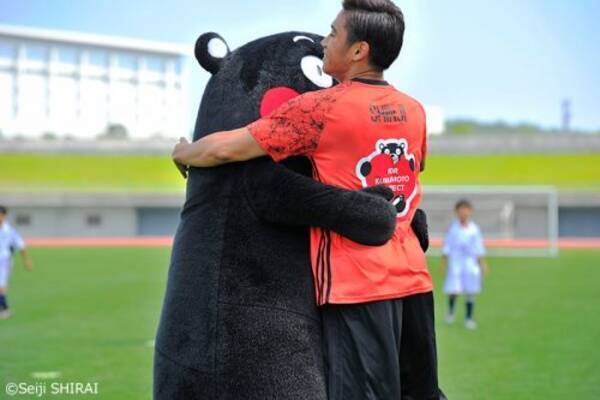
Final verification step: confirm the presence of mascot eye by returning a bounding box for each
[301,56,333,88]
[396,149,401,155]
[293,35,315,43]
[384,149,391,154]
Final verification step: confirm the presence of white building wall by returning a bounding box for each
[424,105,446,135]
[0,25,189,140]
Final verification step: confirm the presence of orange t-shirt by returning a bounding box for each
[248,78,432,305]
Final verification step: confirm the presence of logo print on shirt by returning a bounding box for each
[355,138,418,218]
[369,104,407,124]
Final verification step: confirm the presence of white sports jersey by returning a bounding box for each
[0,221,25,262]
[442,220,485,294]
[0,221,25,287]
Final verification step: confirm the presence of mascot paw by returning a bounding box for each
[411,208,429,252]
[361,185,395,201]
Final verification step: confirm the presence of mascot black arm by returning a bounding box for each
[243,158,397,246]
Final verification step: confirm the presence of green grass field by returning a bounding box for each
[1,153,600,192]
[1,247,599,399]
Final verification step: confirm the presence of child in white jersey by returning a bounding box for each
[0,205,33,319]
[441,199,488,330]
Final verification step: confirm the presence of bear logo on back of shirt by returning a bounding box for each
[356,138,418,218]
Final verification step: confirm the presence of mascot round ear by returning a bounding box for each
[195,32,230,75]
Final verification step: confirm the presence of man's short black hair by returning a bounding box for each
[455,199,473,211]
[342,0,405,71]
[0,205,7,215]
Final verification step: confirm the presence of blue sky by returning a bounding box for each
[1,0,599,131]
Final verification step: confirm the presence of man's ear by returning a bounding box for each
[195,32,230,75]
[352,41,370,62]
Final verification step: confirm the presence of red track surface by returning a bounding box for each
[26,236,173,247]
[25,236,600,249]
[430,238,600,249]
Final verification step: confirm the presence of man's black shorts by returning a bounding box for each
[321,291,444,400]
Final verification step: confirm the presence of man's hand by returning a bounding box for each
[172,137,190,178]
[172,128,267,169]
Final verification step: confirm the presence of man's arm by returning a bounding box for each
[19,249,33,271]
[440,255,448,274]
[440,230,451,273]
[11,231,32,270]
[475,228,488,276]
[173,91,330,175]
[172,128,266,174]
[478,256,489,276]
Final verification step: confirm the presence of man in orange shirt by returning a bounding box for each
[173,1,443,398]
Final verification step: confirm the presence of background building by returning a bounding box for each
[0,24,189,140]
[424,105,445,135]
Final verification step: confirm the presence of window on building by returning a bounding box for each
[0,72,14,121]
[15,214,31,226]
[117,53,137,70]
[86,214,102,226]
[89,50,108,67]
[25,43,47,62]
[57,46,78,64]
[173,58,182,75]
[0,40,14,61]
[145,56,164,73]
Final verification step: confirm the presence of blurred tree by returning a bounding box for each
[443,119,583,135]
[42,132,58,141]
[98,123,129,140]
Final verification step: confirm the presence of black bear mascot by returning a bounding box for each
[153,31,412,400]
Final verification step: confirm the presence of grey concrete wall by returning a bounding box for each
[3,133,600,155]
[427,133,600,154]
[559,207,600,237]
[1,192,183,237]
[6,206,137,237]
[137,207,181,236]
[1,190,599,238]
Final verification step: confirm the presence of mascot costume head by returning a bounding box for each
[192,31,332,137]
[153,31,402,400]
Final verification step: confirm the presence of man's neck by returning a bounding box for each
[336,66,384,83]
